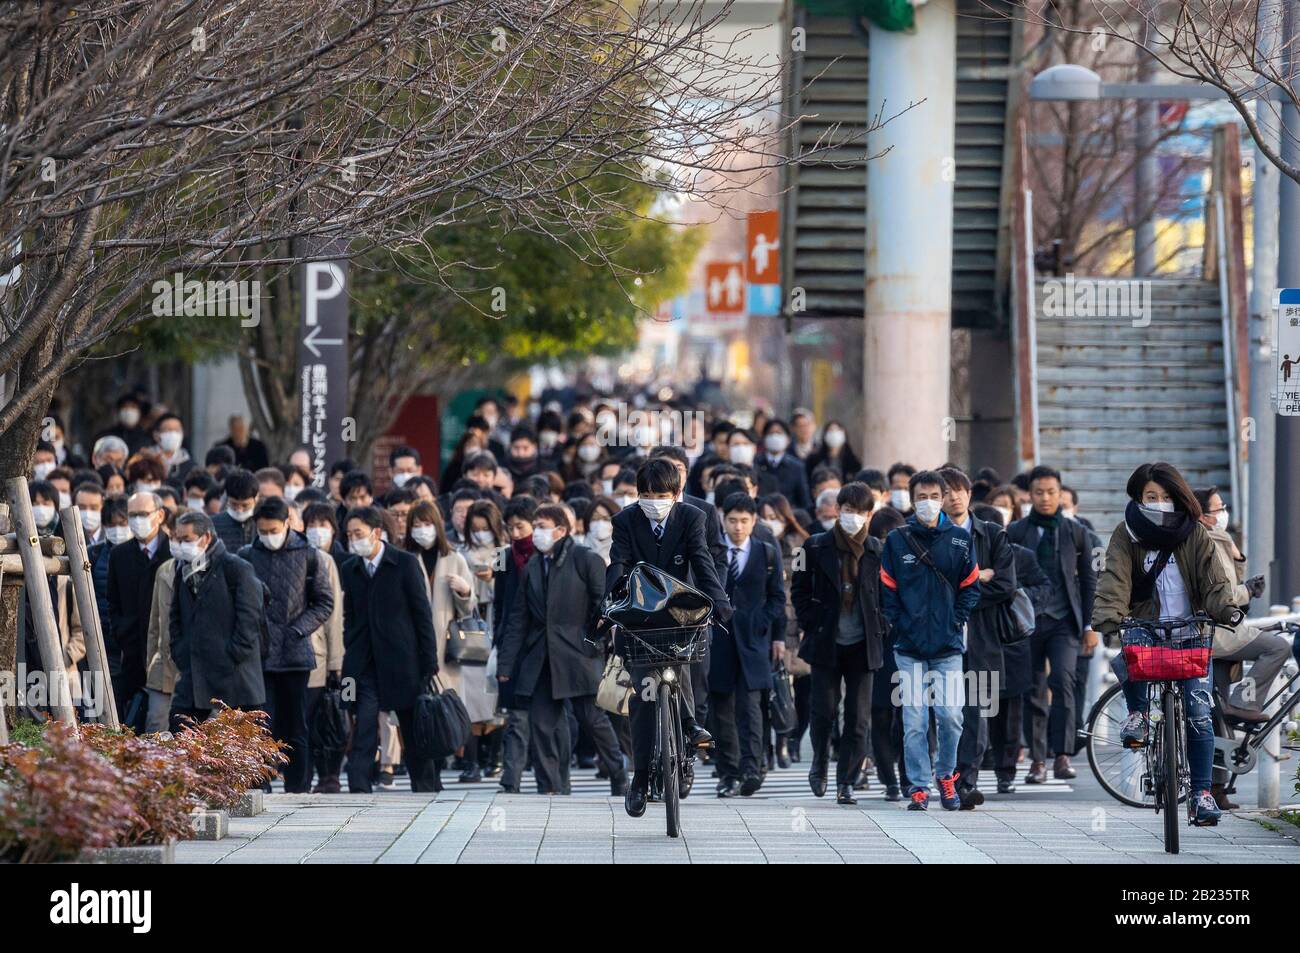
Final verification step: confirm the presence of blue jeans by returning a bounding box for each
[1115,654,1215,793]
[895,651,966,794]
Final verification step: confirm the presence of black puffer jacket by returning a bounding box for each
[239,531,334,672]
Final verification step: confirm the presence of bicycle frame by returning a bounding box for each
[646,665,686,800]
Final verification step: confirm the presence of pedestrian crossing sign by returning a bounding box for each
[1276,289,1300,416]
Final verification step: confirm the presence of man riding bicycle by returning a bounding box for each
[1092,462,1241,827]
[600,457,733,819]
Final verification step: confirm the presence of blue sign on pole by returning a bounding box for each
[747,283,781,317]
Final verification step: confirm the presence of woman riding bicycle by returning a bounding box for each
[1092,461,1240,827]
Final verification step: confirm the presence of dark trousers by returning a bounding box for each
[989,694,1025,783]
[1073,649,1092,742]
[956,693,989,792]
[346,666,437,793]
[871,704,908,788]
[264,669,311,793]
[791,674,811,757]
[1027,616,1080,761]
[527,664,624,793]
[809,641,872,786]
[500,708,531,791]
[628,660,699,777]
[710,688,763,782]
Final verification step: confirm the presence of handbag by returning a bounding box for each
[1000,588,1036,645]
[769,661,796,735]
[446,609,492,665]
[595,653,634,715]
[409,676,471,760]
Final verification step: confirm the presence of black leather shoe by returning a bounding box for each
[740,774,762,797]
[1025,761,1047,784]
[885,784,902,802]
[958,787,984,811]
[716,778,740,798]
[687,725,714,749]
[1053,755,1076,780]
[776,739,791,769]
[680,760,694,799]
[610,774,629,797]
[836,784,857,805]
[996,779,1015,794]
[624,779,648,817]
[809,766,828,798]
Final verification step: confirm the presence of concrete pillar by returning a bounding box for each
[864,2,956,467]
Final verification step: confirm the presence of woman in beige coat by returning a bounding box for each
[403,501,486,782]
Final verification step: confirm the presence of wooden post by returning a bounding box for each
[59,506,118,727]
[5,478,76,728]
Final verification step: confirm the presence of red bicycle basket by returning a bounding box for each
[1120,623,1211,681]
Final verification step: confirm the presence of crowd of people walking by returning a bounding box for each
[16,388,1280,829]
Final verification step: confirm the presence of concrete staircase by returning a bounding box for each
[1035,277,1233,534]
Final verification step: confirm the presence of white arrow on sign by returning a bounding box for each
[303,324,343,358]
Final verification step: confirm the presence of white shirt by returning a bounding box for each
[139,533,161,559]
[726,536,753,578]
[366,540,386,576]
[1145,551,1192,620]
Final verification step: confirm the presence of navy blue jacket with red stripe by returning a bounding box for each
[880,514,982,660]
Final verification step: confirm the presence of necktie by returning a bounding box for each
[366,560,376,578]
[653,521,664,541]
[727,547,739,591]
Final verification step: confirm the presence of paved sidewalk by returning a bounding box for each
[175,764,1300,864]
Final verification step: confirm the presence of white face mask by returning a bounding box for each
[173,540,203,563]
[33,461,55,481]
[704,490,715,505]
[106,526,132,545]
[1020,502,1033,518]
[890,489,911,512]
[129,514,155,540]
[1061,507,1075,521]
[306,526,334,550]
[639,498,674,522]
[136,482,160,494]
[411,525,438,550]
[350,535,376,558]
[1143,500,1175,513]
[995,506,1013,527]
[838,512,866,535]
[613,494,636,510]
[187,497,206,512]
[472,530,495,547]
[32,504,56,528]
[227,505,253,523]
[587,519,613,541]
[539,431,560,451]
[600,479,615,496]
[762,518,786,538]
[820,517,836,530]
[764,433,789,455]
[79,508,102,533]
[391,472,412,488]
[914,499,943,524]
[158,431,183,453]
[119,407,141,428]
[823,429,846,450]
[258,531,287,551]
[532,527,558,553]
[59,492,72,510]
[729,444,756,466]
[579,444,601,463]
[1214,509,1229,532]
[285,484,303,501]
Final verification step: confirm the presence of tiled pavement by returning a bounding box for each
[174,760,1300,864]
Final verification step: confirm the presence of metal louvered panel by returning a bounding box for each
[1035,278,1230,534]
[780,1,1016,325]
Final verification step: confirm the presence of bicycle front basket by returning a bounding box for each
[621,625,710,668]
[1120,622,1212,681]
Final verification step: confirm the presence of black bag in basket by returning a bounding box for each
[604,561,713,631]
[409,676,471,761]
[310,683,350,776]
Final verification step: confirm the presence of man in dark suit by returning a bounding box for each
[107,490,172,727]
[339,506,441,793]
[605,458,733,818]
[791,482,886,804]
[708,493,786,797]
[1005,464,1098,783]
[755,419,813,511]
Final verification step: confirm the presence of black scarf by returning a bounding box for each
[1027,506,1061,567]
[831,521,867,609]
[1124,499,1195,604]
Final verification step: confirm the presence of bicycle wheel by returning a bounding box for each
[1086,683,1152,808]
[661,684,680,838]
[1162,688,1180,855]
